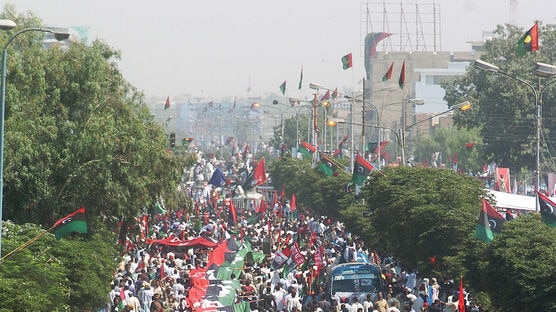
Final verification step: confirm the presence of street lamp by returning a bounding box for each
[328,100,471,167]
[473,59,556,212]
[0,21,70,258]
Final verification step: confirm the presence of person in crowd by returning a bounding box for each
[374,292,389,312]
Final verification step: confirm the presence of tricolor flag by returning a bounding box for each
[164,96,170,109]
[536,190,556,227]
[352,154,374,185]
[52,207,88,240]
[299,141,316,158]
[474,198,506,243]
[517,22,539,57]
[341,53,353,70]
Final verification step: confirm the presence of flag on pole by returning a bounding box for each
[517,22,539,57]
[536,190,556,227]
[474,198,506,243]
[208,168,227,187]
[298,67,303,90]
[458,277,465,312]
[318,154,339,177]
[280,80,287,95]
[164,96,170,109]
[341,53,353,70]
[299,141,316,158]
[382,62,394,81]
[398,60,406,89]
[290,194,296,212]
[352,154,374,185]
[52,207,88,240]
[321,90,331,102]
[253,157,266,186]
[331,88,338,100]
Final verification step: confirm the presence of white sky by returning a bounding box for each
[6,0,556,101]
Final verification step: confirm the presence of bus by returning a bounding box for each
[326,262,385,305]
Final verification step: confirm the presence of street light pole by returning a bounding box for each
[474,59,556,212]
[0,21,70,258]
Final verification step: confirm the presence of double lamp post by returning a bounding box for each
[473,59,556,212]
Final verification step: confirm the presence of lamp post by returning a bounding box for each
[474,59,556,212]
[0,21,70,258]
[328,100,471,167]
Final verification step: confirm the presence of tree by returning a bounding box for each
[362,166,486,277]
[413,127,484,174]
[0,221,118,311]
[0,9,187,236]
[473,213,556,312]
[268,156,352,219]
[443,23,556,177]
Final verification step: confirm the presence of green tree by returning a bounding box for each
[0,221,118,311]
[268,156,352,219]
[443,23,556,177]
[0,8,188,235]
[413,127,485,174]
[362,166,486,277]
[473,213,556,312]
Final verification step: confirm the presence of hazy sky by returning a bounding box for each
[7,0,556,101]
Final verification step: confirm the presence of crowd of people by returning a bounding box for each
[105,153,480,312]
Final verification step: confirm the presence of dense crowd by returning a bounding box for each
[105,153,481,312]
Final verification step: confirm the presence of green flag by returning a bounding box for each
[341,53,352,70]
[352,154,374,185]
[474,199,505,243]
[279,80,286,95]
[537,191,556,227]
[318,154,337,176]
[517,22,539,57]
[299,141,316,158]
[53,207,88,240]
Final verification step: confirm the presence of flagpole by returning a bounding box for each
[0,224,56,263]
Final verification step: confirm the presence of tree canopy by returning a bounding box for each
[0,7,190,234]
[444,23,556,179]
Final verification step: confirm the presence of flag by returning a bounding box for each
[536,190,556,227]
[458,277,465,312]
[253,157,266,186]
[331,88,338,100]
[299,141,316,158]
[365,32,392,57]
[341,53,352,70]
[298,67,303,90]
[352,154,374,185]
[318,154,338,177]
[517,22,539,57]
[52,207,88,240]
[453,152,458,172]
[398,60,406,89]
[164,96,170,109]
[182,137,194,148]
[208,168,226,187]
[290,194,296,212]
[258,199,268,214]
[474,198,506,243]
[321,90,331,102]
[229,201,237,225]
[382,62,394,81]
[280,80,286,95]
